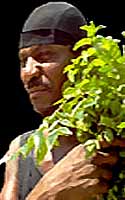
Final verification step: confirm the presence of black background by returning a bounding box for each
[0,0,125,189]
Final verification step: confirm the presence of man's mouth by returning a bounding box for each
[29,86,51,95]
[29,87,50,99]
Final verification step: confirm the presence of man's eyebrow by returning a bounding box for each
[19,44,61,60]
[19,46,39,58]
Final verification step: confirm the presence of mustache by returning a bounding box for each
[26,76,51,90]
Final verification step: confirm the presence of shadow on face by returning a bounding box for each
[19,44,77,116]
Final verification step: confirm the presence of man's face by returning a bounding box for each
[19,44,75,116]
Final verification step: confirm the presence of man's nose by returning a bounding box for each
[23,57,42,83]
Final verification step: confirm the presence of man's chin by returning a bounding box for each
[33,104,55,117]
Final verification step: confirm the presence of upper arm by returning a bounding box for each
[0,135,21,198]
[5,135,21,179]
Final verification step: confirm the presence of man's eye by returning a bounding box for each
[20,60,26,68]
[35,52,55,62]
[36,55,50,63]
[37,58,46,63]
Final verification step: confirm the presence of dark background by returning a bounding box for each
[0,0,124,189]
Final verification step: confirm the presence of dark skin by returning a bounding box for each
[0,44,125,200]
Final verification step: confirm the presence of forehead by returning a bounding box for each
[19,44,71,57]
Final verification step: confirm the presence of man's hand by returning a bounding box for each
[26,137,125,200]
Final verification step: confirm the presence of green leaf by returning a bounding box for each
[73,38,92,51]
[84,139,97,158]
[103,129,114,143]
[100,116,116,130]
[48,127,73,149]
[110,100,121,116]
[33,131,48,165]
[80,21,106,37]
[117,122,125,129]
[91,58,105,67]
[67,68,79,83]
[56,127,73,135]
[83,97,98,108]
[63,64,74,73]
[74,110,84,120]
[87,47,96,56]
[59,119,75,128]
[122,31,125,37]
[48,120,59,131]
[47,130,59,149]
[63,87,81,100]
[18,135,34,159]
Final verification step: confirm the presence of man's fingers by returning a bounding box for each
[80,180,109,198]
[88,167,112,181]
[100,137,125,148]
[97,168,112,180]
[55,180,109,200]
[92,151,118,166]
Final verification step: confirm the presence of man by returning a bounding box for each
[0,2,125,200]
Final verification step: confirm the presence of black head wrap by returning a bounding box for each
[19,2,87,48]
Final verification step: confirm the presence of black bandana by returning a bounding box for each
[19,2,87,48]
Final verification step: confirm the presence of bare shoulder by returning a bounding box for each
[9,130,35,154]
[9,135,21,153]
